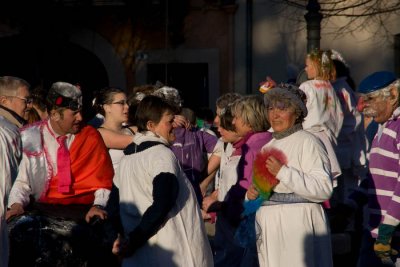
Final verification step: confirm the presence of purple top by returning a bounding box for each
[368,108,400,237]
[170,127,218,183]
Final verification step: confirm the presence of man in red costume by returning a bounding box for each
[6,81,115,266]
[7,81,113,219]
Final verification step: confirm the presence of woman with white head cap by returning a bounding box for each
[246,83,333,267]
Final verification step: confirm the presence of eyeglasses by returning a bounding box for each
[4,95,33,105]
[111,100,129,106]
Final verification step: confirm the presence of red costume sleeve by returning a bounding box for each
[44,125,114,205]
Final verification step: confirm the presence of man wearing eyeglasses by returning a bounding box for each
[0,76,31,128]
[5,81,115,266]
[0,76,31,267]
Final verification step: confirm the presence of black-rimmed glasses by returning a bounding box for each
[111,100,129,106]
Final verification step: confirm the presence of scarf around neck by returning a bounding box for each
[272,123,302,140]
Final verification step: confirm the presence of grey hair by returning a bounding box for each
[364,79,400,100]
[263,83,308,123]
[216,93,242,110]
[0,76,30,96]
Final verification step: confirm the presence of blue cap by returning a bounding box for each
[358,71,397,94]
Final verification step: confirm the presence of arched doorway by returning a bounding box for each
[0,34,109,121]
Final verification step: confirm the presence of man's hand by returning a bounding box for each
[374,242,398,262]
[374,224,398,264]
[6,203,24,222]
[85,205,107,223]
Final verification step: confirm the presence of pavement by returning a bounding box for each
[204,220,359,267]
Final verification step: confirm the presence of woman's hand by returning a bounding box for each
[112,234,133,258]
[112,234,125,255]
[266,155,283,177]
[202,190,218,212]
[173,115,190,129]
[246,184,259,200]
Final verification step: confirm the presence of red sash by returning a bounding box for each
[43,125,113,205]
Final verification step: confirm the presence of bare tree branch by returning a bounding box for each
[269,0,400,43]
[273,0,400,17]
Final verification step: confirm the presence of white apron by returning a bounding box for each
[115,132,213,267]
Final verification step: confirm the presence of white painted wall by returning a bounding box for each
[234,0,400,93]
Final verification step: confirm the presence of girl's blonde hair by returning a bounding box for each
[307,49,336,81]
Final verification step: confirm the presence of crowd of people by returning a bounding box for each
[0,48,400,267]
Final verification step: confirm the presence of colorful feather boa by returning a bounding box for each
[235,147,286,247]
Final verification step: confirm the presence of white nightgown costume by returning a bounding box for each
[255,130,333,267]
[299,79,343,180]
[115,132,213,267]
